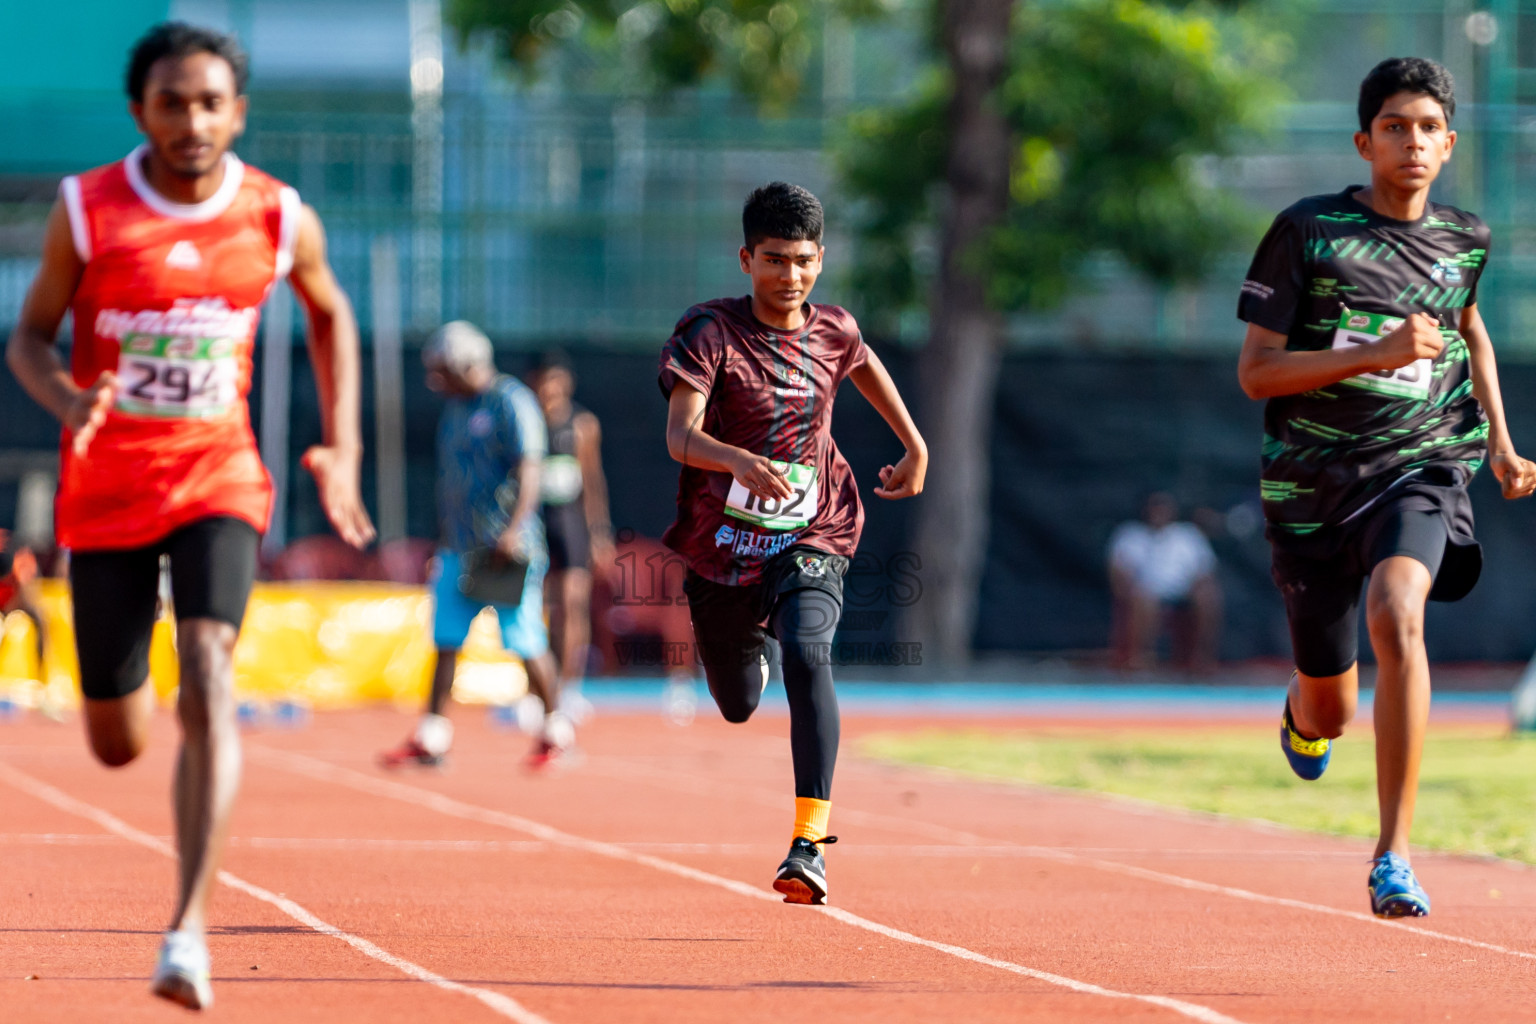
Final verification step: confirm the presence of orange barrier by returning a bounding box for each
[0,579,528,711]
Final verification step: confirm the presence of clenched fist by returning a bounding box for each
[1492,452,1536,500]
[729,452,794,501]
[66,371,117,457]
[1375,312,1444,370]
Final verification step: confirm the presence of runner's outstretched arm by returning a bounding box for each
[1460,303,1536,498]
[5,200,116,456]
[574,412,615,566]
[287,204,376,548]
[847,349,926,500]
[665,381,793,501]
[1238,317,1444,400]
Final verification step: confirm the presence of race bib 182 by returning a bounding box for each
[115,333,240,419]
[1330,308,1435,400]
[725,461,818,531]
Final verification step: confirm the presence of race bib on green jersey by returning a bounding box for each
[116,333,240,418]
[725,461,818,530]
[1330,308,1434,400]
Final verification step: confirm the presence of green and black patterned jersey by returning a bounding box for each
[1237,186,1490,541]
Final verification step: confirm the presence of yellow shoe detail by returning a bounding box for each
[1285,722,1329,757]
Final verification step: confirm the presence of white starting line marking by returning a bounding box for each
[0,762,552,1024]
[251,746,1249,1024]
[0,832,1376,859]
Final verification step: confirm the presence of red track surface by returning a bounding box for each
[2,707,1535,1023]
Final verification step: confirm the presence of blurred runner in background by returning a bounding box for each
[0,529,45,678]
[529,351,613,723]
[380,322,572,771]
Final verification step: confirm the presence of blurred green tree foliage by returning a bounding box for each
[842,0,1285,332]
[448,0,890,103]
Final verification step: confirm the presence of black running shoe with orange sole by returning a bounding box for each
[773,836,837,905]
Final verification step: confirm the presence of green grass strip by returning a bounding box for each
[861,727,1536,863]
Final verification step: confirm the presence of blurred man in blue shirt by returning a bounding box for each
[380,321,573,769]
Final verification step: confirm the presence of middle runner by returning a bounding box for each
[658,181,926,904]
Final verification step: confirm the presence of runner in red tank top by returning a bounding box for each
[659,183,927,905]
[5,23,374,1010]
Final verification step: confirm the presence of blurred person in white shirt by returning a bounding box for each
[1108,492,1222,672]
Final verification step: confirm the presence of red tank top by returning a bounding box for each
[56,146,299,551]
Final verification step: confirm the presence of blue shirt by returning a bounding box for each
[436,375,548,555]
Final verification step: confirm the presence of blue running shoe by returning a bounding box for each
[1280,695,1331,781]
[1369,851,1430,918]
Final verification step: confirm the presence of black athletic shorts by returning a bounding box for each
[1271,499,1474,679]
[683,547,848,671]
[543,502,590,572]
[69,516,260,701]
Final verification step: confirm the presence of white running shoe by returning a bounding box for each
[526,711,576,771]
[151,929,213,1010]
[541,710,576,751]
[561,684,596,725]
[663,678,698,727]
[514,693,546,734]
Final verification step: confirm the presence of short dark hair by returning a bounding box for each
[1358,57,1455,131]
[533,348,575,381]
[126,22,249,103]
[743,182,824,252]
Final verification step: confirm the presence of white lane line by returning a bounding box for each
[813,904,1240,1024]
[0,833,124,845]
[0,762,552,1024]
[592,753,1536,962]
[1069,854,1536,962]
[250,746,1249,1024]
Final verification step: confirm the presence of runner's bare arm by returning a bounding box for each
[5,200,116,455]
[848,349,927,500]
[496,454,543,560]
[288,204,376,548]
[574,411,616,564]
[1460,303,1536,499]
[665,381,792,500]
[1237,316,1443,399]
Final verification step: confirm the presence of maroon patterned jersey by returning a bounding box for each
[657,296,869,585]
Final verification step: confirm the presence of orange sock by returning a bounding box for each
[793,797,831,842]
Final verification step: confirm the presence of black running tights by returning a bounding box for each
[701,588,841,800]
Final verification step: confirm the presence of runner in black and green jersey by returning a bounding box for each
[1237,57,1536,919]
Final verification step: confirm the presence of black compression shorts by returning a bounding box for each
[1271,502,1468,678]
[683,546,848,671]
[69,516,259,701]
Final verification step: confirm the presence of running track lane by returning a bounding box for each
[0,709,1531,1022]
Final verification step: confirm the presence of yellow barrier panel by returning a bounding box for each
[0,579,528,710]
